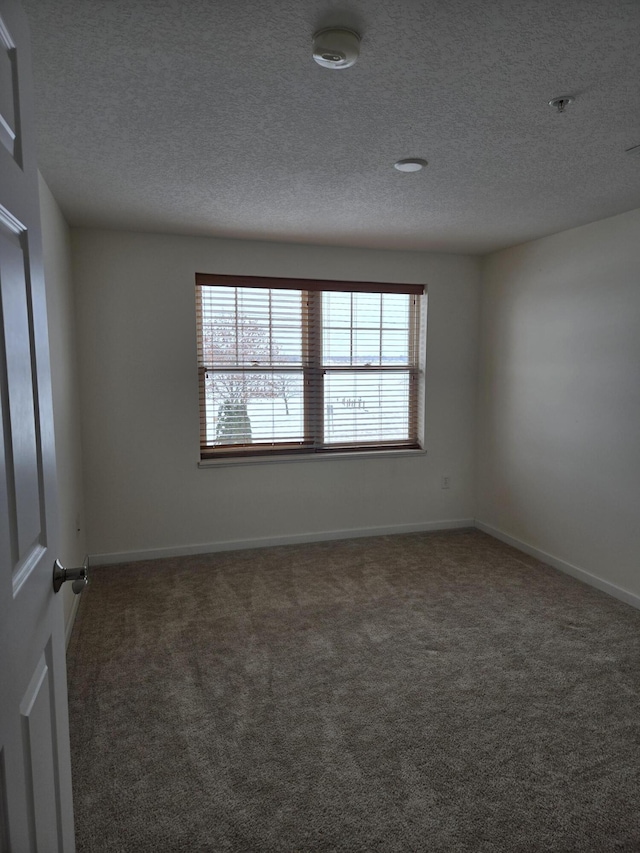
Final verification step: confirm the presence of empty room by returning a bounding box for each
[1,0,640,850]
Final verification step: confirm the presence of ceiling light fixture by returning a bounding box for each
[548,95,574,113]
[394,158,428,172]
[312,28,361,69]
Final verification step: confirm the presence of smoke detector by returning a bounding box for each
[312,28,361,69]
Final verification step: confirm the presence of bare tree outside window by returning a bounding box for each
[201,315,272,443]
[201,312,300,443]
[271,372,298,416]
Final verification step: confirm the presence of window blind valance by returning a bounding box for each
[196,272,425,295]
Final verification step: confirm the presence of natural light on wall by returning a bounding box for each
[196,274,425,459]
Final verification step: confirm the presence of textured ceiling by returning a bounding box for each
[22,0,640,253]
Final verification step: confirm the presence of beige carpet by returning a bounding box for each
[67,529,640,851]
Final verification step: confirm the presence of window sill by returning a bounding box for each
[197,447,427,468]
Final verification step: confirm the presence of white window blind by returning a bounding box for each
[196,274,425,459]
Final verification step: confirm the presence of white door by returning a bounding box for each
[0,0,76,849]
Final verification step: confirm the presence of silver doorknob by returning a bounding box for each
[53,557,89,595]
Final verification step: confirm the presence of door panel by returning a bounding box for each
[0,13,21,164]
[0,749,10,853]
[0,225,42,570]
[0,0,75,850]
[20,650,60,853]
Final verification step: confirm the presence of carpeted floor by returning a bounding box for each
[67,529,640,852]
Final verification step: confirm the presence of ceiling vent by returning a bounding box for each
[312,28,361,69]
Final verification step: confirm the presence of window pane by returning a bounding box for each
[201,287,302,366]
[204,371,304,445]
[381,293,410,328]
[321,291,412,367]
[324,370,411,444]
[323,291,351,328]
[352,292,381,328]
[353,328,381,365]
[323,328,351,365]
[381,330,409,365]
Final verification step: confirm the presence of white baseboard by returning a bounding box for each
[89,518,476,566]
[65,591,81,648]
[475,520,640,611]
[87,518,640,612]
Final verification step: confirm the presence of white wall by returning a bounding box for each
[39,175,87,634]
[477,208,640,602]
[71,229,480,562]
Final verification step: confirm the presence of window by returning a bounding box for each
[196,273,425,459]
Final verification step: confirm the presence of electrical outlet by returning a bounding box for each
[441,475,451,490]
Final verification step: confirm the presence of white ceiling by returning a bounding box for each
[22,0,640,254]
